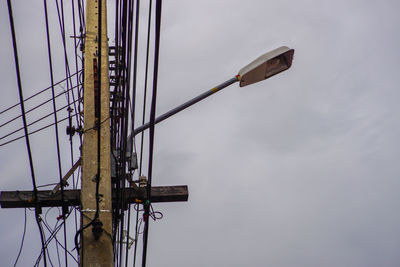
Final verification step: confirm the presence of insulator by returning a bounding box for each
[139,176,147,188]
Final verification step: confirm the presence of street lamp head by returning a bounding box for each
[238,46,294,87]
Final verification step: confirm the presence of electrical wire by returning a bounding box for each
[0,98,80,142]
[0,83,81,130]
[117,0,138,264]
[110,1,123,263]
[0,71,82,116]
[35,210,78,266]
[43,208,62,267]
[74,0,104,257]
[7,1,48,266]
[95,0,103,224]
[142,1,163,266]
[56,0,82,133]
[42,211,79,264]
[43,1,69,265]
[71,1,83,237]
[110,0,138,264]
[0,114,77,147]
[13,208,27,267]
[133,2,153,265]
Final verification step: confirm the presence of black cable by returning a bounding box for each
[0,98,80,142]
[142,1,162,266]
[42,220,54,267]
[43,210,62,267]
[113,0,136,264]
[109,0,120,156]
[111,1,123,262]
[55,0,82,138]
[139,0,153,176]
[118,0,137,264]
[96,0,102,223]
[0,114,77,147]
[0,83,81,130]
[43,1,69,265]
[74,0,103,256]
[7,1,48,266]
[125,200,132,267]
[130,0,140,137]
[70,2,82,238]
[43,207,61,266]
[36,183,59,189]
[133,2,153,265]
[0,71,82,116]
[13,208,27,267]
[78,0,85,31]
[77,0,85,129]
[42,213,79,264]
[35,210,78,266]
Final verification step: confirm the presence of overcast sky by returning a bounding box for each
[1,0,400,266]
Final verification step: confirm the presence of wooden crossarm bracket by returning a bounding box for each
[51,158,81,195]
[0,185,188,209]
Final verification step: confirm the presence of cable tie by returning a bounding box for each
[81,209,111,213]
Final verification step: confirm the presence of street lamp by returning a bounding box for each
[132,46,294,136]
[238,46,294,87]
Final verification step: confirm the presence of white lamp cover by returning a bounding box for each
[238,46,294,87]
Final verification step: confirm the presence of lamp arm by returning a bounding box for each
[132,75,239,137]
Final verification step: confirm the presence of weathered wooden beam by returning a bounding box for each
[0,185,188,209]
[51,158,81,194]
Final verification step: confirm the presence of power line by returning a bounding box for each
[43,1,69,265]
[0,98,80,143]
[70,0,82,238]
[133,1,153,265]
[35,209,77,266]
[42,211,78,264]
[0,114,78,147]
[142,1,163,266]
[117,0,138,264]
[74,0,104,256]
[0,83,82,130]
[6,1,48,266]
[56,0,82,132]
[0,70,82,116]
[13,208,27,267]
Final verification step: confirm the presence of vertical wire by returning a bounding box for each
[112,1,120,263]
[119,0,137,263]
[142,1,162,266]
[6,1,48,266]
[13,208,27,267]
[111,1,122,259]
[96,0,103,223]
[71,0,80,235]
[125,0,141,265]
[113,0,128,247]
[133,1,152,265]
[43,1,68,265]
[116,0,131,263]
[73,0,100,259]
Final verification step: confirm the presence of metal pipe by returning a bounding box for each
[133,75,239,137]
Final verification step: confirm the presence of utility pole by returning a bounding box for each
[1,1,295,263]
[80,0,113,265]
[1,0,194,265]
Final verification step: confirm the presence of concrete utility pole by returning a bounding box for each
[1,0,191,265]
[81,0,113,265]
